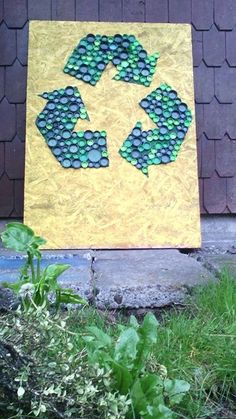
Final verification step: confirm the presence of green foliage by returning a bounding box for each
[1,222,86,310]
[152,272,236,418]
[84,312,190,418]
[0,273,235,418]
[0,308,130,418]
[1,222,46,254]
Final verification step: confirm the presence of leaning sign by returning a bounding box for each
[24,21,200,249]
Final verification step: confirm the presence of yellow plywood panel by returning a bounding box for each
[24,21,201,249]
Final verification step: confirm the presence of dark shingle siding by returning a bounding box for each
[0,0,235,216]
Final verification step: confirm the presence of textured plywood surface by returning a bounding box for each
[24,21,200,249]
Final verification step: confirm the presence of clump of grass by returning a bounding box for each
[152,271,236,418]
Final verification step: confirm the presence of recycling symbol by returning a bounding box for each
[36,34,192,176]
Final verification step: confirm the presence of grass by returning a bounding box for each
[68,271,236,417]
[0,271,236,418]
[152,270,236,418]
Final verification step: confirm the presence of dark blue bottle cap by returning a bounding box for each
[100,158,109,167]
[88,149,101,163]
[87,34,95,43]
[120,52,128,60]
[110,43,117,51]
[139,50,147,59]
[159,126,168,135]
[46,131,54,139]
[101,43,109,50]
[62,159,72,168]
[97,137,106,146]
[69,145,78,153]
[97,62,106,70]
[80,64,88,73]
[179,103,187,112]
[140,99,149,108]
[133,139,141,146]
[137,61,145,69]
[65,87,74,96]
[72,160,81,168]
[141,69,149,76]
[69,104,78,112]
[114,34,122,43]
[37,120,46,128]
[78,46,86,54]
[169,90,177,100]
[48,139,57,147]
[131,150,140,158]
[155,107,162,115]
[172,111,179,120]
[161,155,170,163]
[46,102,56,110]
[122,40,130,48]
[84,130,93,140]
[132,128,141,137]
[53,147,61,156]
[112,57,121,66]
[177,131,185,139]
[62,130,71,139]
[82,74,91,82]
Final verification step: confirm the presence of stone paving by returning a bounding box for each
[1,218,236,309]
[0,246,227,309]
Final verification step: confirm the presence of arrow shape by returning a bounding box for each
[35,86,109,169]
[119,83,192,176]
[64,34,159,87]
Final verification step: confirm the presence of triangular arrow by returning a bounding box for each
[36,86,109,169]
[119,83,192,176]
[64,34,159,87]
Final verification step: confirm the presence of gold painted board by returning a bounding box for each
[24,21,201,249]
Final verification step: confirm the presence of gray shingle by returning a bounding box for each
[99,0,122,21]
[0,22,16,65]
[123,0,145,22]
[5,135,25,179]
[204,99,229,139]
[215,0,236,30]
[52,0,76,20]
[200,134,215,178]
[0,98,16,141]
[203,25,225,67]
[169,0,191,23]
[204,172,227,213]
[75,0,98,20]
[194,62,214,104]
[192,0,213,30]
[215,135,236,177]
[4,0,27,29]
[146,0,168,22]
[226,29,236,67]
[5,59,27,103]
[215,62,236,103]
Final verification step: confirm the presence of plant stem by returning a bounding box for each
[28,251,35,283]
[36,257,41,281]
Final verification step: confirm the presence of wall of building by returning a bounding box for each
[0,0,236,217]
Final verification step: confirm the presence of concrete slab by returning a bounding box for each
[0,250,93,300]
[93,250,214,309]
[1,217,220,309]
[0,248,215,309]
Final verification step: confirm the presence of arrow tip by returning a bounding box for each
[38,92,48,99]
